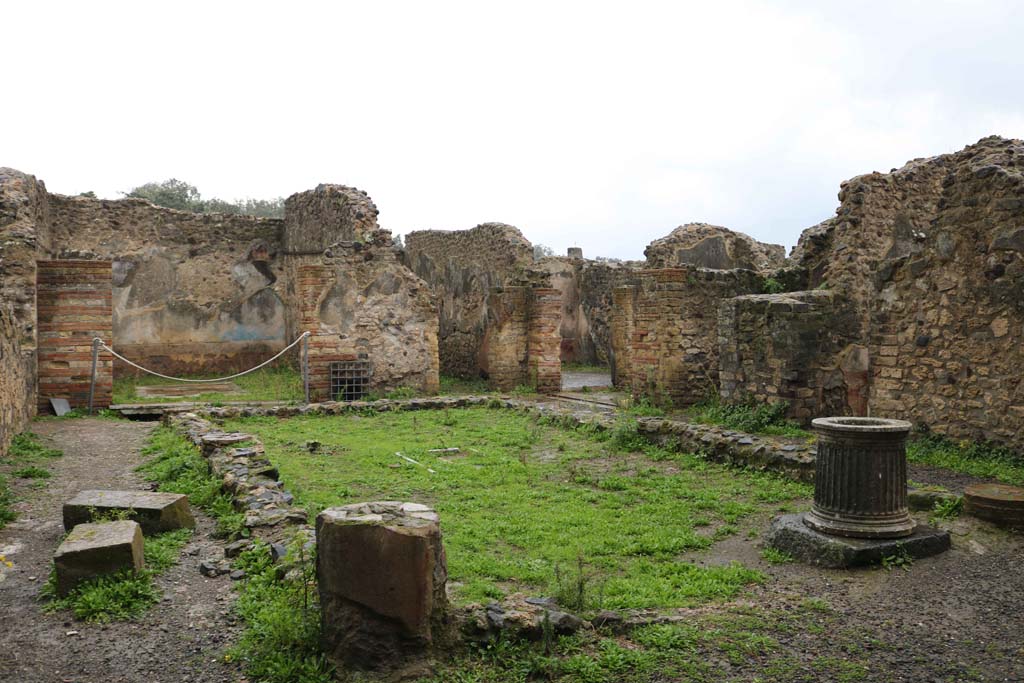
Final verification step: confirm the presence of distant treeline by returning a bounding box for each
[101,179,285,218]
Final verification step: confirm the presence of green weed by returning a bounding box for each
[907,433,1024,486]
[690,397,811,438]
[760,547,795,564]
[930,496,964,523]
[13,466,51,479]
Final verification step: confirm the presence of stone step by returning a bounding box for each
[964,483,1024,530]
[54,520,144,596]
[63,490,195,535]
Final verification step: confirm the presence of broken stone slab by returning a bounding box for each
[54,520,144,596]
[63,490,195,535]
[317,501,449,672]
[764,513,950,569]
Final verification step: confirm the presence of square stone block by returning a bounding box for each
[765,513,950,568]
[64,490,195,535]
[54,520,144,596]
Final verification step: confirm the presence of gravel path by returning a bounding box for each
[0,418,244,683]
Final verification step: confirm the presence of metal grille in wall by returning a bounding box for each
[330,361,371,401]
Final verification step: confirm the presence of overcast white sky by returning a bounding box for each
[5,0,1023,258]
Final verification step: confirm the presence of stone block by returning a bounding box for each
[64,490,195,534]
[964,483,1024,530]
[765,513,950,568]
[317,501,448,672]
[54,520,144,596]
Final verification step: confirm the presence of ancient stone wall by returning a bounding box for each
[718,290,865,422]
[404,224,533,377]
[0,304,34,457]
[36,260,113,411]
[296,232,439,400]
[645,223,787,272]
[612,267,762,405]
[790,136,1024,448]
[481,287,529,391]
[481,286,561,393]
[47,195,288,375]
[0,168,53,348]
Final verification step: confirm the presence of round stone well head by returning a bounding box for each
[803,416,916,539]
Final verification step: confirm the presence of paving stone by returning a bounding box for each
[63,490,195,534]
[54,520,144,596]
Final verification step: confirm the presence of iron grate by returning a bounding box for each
[330,360,371,401]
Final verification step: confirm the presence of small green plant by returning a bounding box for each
[691,397,810,437]
[512,383,536,396]
[929,496,964,523]
[229,539,332,683]
[760,547,795,564]
[0,475,15,528]
[880,545,913,572]
[761,277,786,294]
[384,386,417,400]
[9,432,63,460]
[13,466,51,479]
[553,553,599,612]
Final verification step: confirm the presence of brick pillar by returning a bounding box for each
[484,287,529,391]
[528,288,562,394]
[36,260,113,411]
[296,264,361,401]
[611,286,636,391]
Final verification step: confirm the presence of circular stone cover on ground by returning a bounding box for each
[964,483,1024,530]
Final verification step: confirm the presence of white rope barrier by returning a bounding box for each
[94,332,311,384]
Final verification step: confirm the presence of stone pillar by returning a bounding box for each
[567,247,583,259]
[484,286,529,391]
[528,287,562,394]
[610,286,636,390]
[317,502,448,672]
[804,417,915,538]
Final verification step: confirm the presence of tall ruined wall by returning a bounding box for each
[793,136,1024,448]
[282,184,390,345]
[0,168,53,347]
[612,267,762,405]
[0,305,34,457]
[48,195,287,375]
[404,224,533,377]
[718,291,865,422]
[578,260,642,365]
[645,223,787,272]
[296,232,439,399]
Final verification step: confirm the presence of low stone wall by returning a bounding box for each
[612,267,763,405]
[718,290,866,421]
[0,304,34,458]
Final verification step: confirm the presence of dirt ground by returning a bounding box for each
[0,418,245,683]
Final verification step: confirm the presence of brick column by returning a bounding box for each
[36,260,113,411]
[528,288,562,394]
[296,264,360,401]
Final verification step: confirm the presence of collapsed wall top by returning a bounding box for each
[283,184,381,254]
[644,223,788,273]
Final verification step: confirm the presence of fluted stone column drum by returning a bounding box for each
[804,417,915,539]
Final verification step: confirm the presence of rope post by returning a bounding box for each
[303,332,310,405]
[88,337,101,415]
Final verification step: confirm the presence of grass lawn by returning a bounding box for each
[113,365,305,405]
[223,407,811,610]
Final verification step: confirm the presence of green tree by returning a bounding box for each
[126,179,202,212]
[124,179,284,218]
